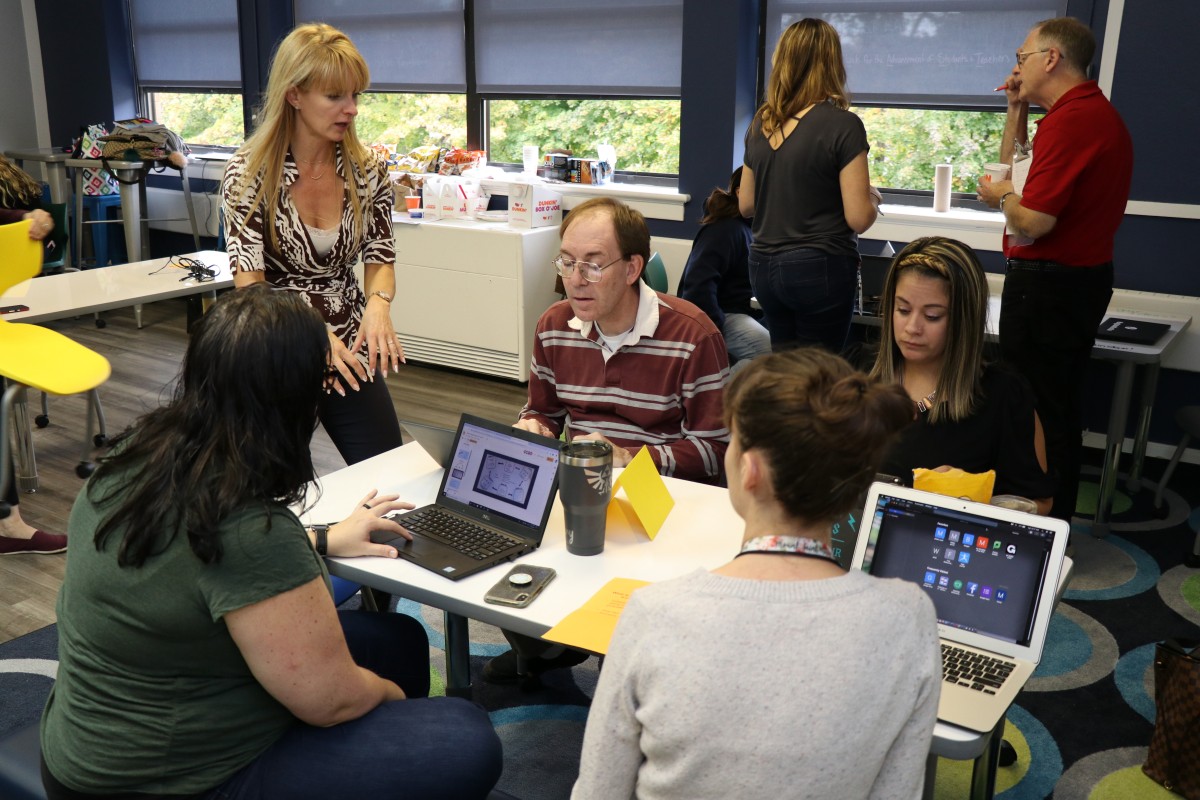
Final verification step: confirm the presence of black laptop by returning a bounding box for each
[1096,317,1170,346]
[370,414,561,580]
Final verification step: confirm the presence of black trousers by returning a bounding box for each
[999,261,1113,522]
[317,368,403,466]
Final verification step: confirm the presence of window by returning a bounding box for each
[488,99,681,175]
[763,1,1065,192]
[129,0,243,144]
[476,0,684,175]
[356,93,468,153]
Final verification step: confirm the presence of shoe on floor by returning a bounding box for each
[482,648,589,685]
[0,529,67,555]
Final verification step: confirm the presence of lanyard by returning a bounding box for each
[735,535,839,565]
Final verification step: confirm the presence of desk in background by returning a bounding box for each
[305,441,1042,800]
[0,251,230,490]
[64,157,202,267]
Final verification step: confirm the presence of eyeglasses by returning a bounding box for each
[553,255,624,283]
[1015,48,1050,66]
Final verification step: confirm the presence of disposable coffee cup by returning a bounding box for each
[983,162,1010,183]
[991,494,1038,513]
[405,195,422,218]
[522,145,539,177]
[559,440,613,556]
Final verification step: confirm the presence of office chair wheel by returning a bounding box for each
[75,461,96,479]
[94,318,106,329]
[93,433,108,447]
[998,739,1018,767]
[35,414,49,428]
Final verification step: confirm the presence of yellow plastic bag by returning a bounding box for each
[912,468,996,504]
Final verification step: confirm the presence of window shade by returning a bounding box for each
[293,0,466,93]
[129,0,241,89]
[474,0,683,96]
[765,1,1066,107]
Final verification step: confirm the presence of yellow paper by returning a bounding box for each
[913,467,996,504]
[609,446,675,539]
[541,577,652,655]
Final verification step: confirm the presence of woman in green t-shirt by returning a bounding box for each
[40,286,501,799]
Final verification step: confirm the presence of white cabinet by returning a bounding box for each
[392,218,562,381]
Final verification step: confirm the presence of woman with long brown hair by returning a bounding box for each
[740,18,882,353]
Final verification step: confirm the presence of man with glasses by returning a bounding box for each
[514,197,730,485]
[977,17,1132,522]
[486,198,729,686]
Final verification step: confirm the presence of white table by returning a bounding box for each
[1,251,230,490]
[303,441,1023,799]
[855,303,1192,536]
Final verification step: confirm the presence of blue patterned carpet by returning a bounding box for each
[3,458,1199,799]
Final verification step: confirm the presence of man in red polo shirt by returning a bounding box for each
[978,16,1133,522]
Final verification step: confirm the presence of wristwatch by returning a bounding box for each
[1000,191,1017,211]
[369,290,393,303]
[310,523,330,556]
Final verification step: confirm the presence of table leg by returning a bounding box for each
[1094,361,1136,537]
[968,718,1004,800]
[179,166,202,250]
[443,610,473,698]
[1126,362,1161,492]
[116,169,143,263]
[73,167,85,268]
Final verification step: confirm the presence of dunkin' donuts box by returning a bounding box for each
[509,182,562,229]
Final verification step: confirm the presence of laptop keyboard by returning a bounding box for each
[941,644,1016,695]
[402,507,520,561]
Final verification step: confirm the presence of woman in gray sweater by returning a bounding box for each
[573,348,942,800]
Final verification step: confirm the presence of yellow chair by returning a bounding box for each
[0,219,111,517]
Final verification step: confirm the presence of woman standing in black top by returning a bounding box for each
[869,236,1055,511]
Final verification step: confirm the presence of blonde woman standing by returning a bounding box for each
[740,18,882,353]
[223,23,403,465]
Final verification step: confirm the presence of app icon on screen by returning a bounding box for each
[939,575,950,587]
[993,539,1003,550]
[934,525,948,541]
[996,588,1009,602]
[962,533,976,547]
[948,530,961,543]
[967,581,979,596]
[945,548,956,562]
[924,571,937,585]
[1006,544,1017,555]
[953,580,964,591]
[976,536,990,550]
[958,551,972,565]
[980,585,993,599]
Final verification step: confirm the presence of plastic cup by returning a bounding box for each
[559,440,612,556]
[405,195,421,218]
[522,145,539,177]
[991,494,1038,513]
[983,162,1010,183]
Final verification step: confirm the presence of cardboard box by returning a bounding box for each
[509,183,562,229]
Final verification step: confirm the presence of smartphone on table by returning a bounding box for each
[0,304,30,314]
[484,564,557,608]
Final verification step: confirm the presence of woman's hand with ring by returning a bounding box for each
[324,327,369,395]
[352,301,405,379]
[324,489,415,558]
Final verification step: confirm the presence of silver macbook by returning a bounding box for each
[851,484,1069,733]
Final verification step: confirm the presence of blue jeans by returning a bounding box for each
[748,247,858,353]
[722,313,771,372]
[205,611,502,800]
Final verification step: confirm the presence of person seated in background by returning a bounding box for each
[0,203,65,556]
[868,236,1055,513]
[677,167,770,369]
[488,197,731,686]
[572,348,940,800]
[40,287,502,800]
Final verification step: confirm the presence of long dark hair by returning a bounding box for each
[700,167,743,225]
[89,286,330,567]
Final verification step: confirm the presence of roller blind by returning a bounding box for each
[765,1,1067,107]
[293,0,467,93]
[129,0,241,90]
[474,0,683,96]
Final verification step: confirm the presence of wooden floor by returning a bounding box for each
[0,299,528,644]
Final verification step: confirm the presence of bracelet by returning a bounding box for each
[310,523,330,556]
[368,290,393,304]
[1000,191,1017,211]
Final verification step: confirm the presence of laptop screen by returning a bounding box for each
[441,420,560,532]
[859,491,1056,647]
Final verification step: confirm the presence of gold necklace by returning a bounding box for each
[297,153,332,181]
